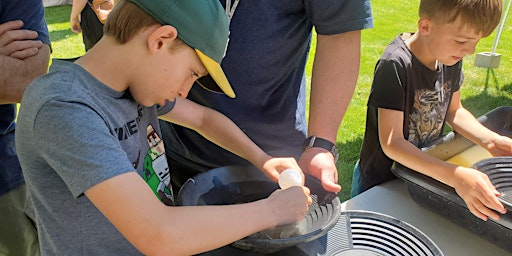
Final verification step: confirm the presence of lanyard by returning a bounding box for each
[225,0,240,24]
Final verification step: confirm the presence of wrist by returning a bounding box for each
[302,136,339,162]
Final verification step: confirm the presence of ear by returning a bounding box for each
[147,25,179,54]
[418,17,431,35]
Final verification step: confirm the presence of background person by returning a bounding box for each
[0,0,51,255]
[159,0,374,195]
[70,0,114,51]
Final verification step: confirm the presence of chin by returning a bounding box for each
[441,60,460,67]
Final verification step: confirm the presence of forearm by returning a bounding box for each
[447,106,497,147]
[379,109,460,187]
[307,31,361,142]
[71,0,88,20]
[160,98,271,169]
[382,135,460,187]
[198,108,270,168]
[161,201,273,255]
[0,44,50,103]
[87,173,275,256]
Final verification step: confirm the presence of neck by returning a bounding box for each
[75,37,135,92]
[404,32,438,71]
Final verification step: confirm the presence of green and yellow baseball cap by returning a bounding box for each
[129,0,236,98]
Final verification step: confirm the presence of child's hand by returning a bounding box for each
[265,186,312,226]
[485,134,512,156]
[70,15,82,34]
[261,157,303,183]
[453,167,507,221]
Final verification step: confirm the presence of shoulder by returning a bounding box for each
[379,35,412,64]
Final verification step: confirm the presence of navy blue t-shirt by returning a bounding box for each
[0,0,51,195]
[160,1,373,174]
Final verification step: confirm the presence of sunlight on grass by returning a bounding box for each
[45,5,86,59]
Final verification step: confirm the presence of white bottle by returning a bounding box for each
[278,169,303,189]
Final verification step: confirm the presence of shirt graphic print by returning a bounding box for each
[143,124,175,205]
[408,79,451,148]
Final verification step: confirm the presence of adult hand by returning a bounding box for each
[0,20,43,60]
[299,147,341,193]
[452,166,506,221]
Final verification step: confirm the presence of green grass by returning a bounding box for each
[45,5,85,58]
[45,1,512,201]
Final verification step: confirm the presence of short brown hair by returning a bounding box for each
[103,0,159,44]
[419,0,502,37]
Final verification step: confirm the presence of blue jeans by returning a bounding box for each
[350,160,362,198]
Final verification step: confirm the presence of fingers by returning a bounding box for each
[467,198,503,221]
[462,183,506,221]
[466,201,491,221]
[262,157,302,183]
[321,175,341,193]
[0,21,42,58]
[0,20,24,36]
[270,186,312,225]
[9,47,39,60]
[70,19,82,34]
[303,186,312,205]
[70,25,82,34]
[0,40,42,59]
[0,27,39,47]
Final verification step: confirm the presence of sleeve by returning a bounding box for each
[33,100,135,198]
[305,0,373,35]
[157,99,176,116]
[367,58,407,112]
[12,0,52,46]
[0,0,51,48]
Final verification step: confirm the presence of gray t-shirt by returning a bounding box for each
[16,60,174,255]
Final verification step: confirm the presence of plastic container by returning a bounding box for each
[177,165,341,254]
[326,211,443,256]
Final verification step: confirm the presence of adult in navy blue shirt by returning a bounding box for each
[0,0,51,255]
[160,0,373,194]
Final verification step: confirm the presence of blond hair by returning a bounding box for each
[419,0,502,37]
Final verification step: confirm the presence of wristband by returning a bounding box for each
[302,136,339,162]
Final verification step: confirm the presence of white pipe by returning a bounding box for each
[492,0,512,54]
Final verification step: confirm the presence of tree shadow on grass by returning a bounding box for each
[49,28,78,43]
[462,82,512,117]
[44,5,77,43]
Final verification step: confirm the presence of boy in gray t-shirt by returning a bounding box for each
[15,0,312,255]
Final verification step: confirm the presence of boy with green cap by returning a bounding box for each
[15,0,312,255]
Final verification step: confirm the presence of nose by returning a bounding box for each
[464,42,477,55]
[176,81,194,98]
